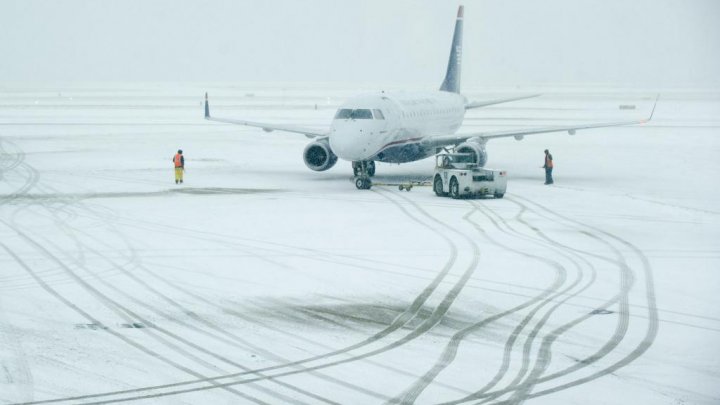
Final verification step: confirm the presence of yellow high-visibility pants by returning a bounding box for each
[175,167,184,182]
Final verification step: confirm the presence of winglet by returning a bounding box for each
[641,94,660,124]
[204,92,210,119]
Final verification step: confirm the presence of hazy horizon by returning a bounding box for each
[2,0,719,88]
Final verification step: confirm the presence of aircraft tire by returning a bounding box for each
[355,177,372,190]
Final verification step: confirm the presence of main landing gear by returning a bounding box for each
[353,161,375,190]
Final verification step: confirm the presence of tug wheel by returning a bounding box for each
[434,175,445,197]
[450,178,461,199]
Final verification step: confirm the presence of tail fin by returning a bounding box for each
[439,5,464,94]
[204,92,210,119]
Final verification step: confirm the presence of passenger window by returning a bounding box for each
[373,109,385,120]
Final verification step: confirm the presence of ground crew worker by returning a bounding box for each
[543,149,554,185]
[173,149,184,184]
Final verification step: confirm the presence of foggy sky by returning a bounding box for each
[1,0,718,87]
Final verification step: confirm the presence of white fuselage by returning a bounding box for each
[329,91,467,163]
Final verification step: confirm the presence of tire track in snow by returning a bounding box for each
[442,195,656,404]
[1,138,660,400]
[0,139,129,291]
[1,223,285,404]
[389,198,593,404]
[496,197,631,402]
[0,138,25,173]
[0,241,270,405]
[0,142,282,405]
[441,195,635,404]
[12,186,702,332]
[9,177,340,405]
[461,200,601,405]
[503,196,659,403]
[461,202,585,404]
[59,208,379,403]
[0,137,38,404]
[19,186,480,404]
[0,298,35,404]
[36,228,337,405]
[9,180,462,403]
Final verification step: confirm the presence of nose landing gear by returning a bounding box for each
[352,161,375,177]
[355,176,371,190]
[353,161,375,190]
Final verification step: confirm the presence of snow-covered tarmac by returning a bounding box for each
[0,83,718,404]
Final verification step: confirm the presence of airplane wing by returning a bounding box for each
[426,95,658,149]
[204,93,330,138]
[465,94,541,110]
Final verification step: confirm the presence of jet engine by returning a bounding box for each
[456,141,488,167]
[303,140,338,171]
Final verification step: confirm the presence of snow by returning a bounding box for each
[0,83,719,404]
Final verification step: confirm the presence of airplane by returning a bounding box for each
[204,5,656,190]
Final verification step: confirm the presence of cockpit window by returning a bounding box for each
[373,109,385,120]
[334,109,351,119]
[334,109,373,119]
[352,109,373,119]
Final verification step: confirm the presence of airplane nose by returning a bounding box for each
[330,128,369,161]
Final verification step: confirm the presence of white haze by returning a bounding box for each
[1,0,718,88]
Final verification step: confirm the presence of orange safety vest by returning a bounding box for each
[545,154,553,168]
[174,153,183,168]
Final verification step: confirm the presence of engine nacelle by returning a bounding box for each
[303,140,338,171]
[456,141,488,167]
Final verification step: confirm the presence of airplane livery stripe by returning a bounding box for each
[376,137,424,153]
